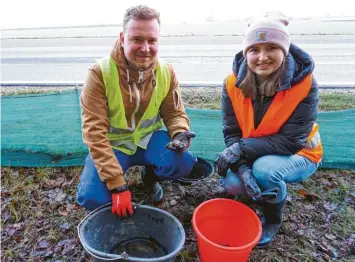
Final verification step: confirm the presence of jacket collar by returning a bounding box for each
[233,43,314,91]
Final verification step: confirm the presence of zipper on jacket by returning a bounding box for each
[130,82,141,129]
[138,71,144,83]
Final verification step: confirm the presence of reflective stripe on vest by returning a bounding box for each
[99,56,170,155]
[108,114,162,134]
[226,73,323,163]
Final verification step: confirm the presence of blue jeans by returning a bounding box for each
[77,130,197,210]
[220,154,320,203]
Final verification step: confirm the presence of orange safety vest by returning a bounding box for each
[226,73,323,163]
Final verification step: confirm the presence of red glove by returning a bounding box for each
[110,185,134,218]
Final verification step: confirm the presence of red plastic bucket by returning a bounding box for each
[192,198,262,262]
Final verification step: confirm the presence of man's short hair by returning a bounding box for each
[123,5,160,32]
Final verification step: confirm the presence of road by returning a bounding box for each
[2,34,355,83]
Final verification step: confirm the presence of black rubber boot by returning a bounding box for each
[141,166,164,205]
[256,197,287,248]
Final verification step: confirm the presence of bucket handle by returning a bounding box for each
[77,202,139,261]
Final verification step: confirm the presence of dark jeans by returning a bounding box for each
[76,130,197,210]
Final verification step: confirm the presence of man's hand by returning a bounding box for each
[165,131,196,153]
[110,184,134,219]
[214,142,242,177]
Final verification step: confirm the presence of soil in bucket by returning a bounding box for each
[109,236,168,258]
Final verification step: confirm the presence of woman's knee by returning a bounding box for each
[252,156,284,187]
[253,154,318,186]
[220,170,245,196]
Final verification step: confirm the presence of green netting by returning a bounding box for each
[1,90,354,169]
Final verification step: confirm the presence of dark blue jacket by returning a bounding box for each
[222,43,319,163]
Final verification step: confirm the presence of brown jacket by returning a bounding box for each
[80,39,190,190]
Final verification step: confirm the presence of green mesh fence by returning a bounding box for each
[1,90,354,169]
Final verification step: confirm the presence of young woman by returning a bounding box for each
[215,13,322,248]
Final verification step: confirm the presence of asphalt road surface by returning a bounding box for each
[2,29,355,84]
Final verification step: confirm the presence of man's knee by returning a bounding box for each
[220,170,245,196]
[76,155,111,210]
[76,182,111,211]
[155,150,197,180]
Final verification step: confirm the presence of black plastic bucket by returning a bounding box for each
[177,157,214,184]
[78,204,185,262]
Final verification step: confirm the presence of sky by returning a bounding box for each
[1,0,354,29]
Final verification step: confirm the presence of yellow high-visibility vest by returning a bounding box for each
[98,56,171,155]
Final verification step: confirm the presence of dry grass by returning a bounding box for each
[181,87,355,111]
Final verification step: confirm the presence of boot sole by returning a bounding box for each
[152,196,165,207]
[255,242,272,249]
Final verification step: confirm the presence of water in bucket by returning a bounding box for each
[109,236,168,258]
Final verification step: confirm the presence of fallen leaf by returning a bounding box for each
[295,229,305,236]
[2,212,11,222]
[18,252,28,258]
[37,240,49,249]
[55,192,67,202]
[62,244,76,255]
[44,250,54,257]
[65,204,76,212]
[324,233,337,241]
[58,206,69,216]
[344,196,355,205]
[326,212,337,222]
[297,189,321,201]
[304,204,316,210]
[33,250,47,257]
[45,178,65,189]
[319,178,332,187]
[57,239,72,247]
[6,228,16,236]
[1,189,11,197]
[59,223,70,230]
[12,222,25,230]
[323,202,338,212]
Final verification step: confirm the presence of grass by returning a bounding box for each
[319,93,355,111]
[3,87,355,112]
[182,89,355,111]
[332,206,355,236]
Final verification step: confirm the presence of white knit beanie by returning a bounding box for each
[243,12,291,57]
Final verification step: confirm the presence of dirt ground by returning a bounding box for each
[1,166,354,262]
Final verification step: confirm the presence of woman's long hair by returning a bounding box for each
[239,59,286,99]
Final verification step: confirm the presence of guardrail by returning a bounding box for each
[1,81,355,89]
